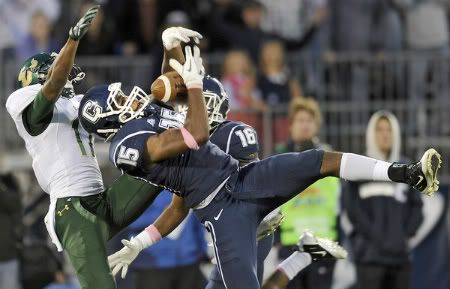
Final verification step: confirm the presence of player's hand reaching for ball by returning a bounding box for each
[108,238,143,279]
[69,5,100,41]
[162,27,203,50]
[169,46,204,90]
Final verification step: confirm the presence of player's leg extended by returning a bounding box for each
[325,148,441,195]
[206,233,274,289]
[105,174,163,234]
[234,148,441,215]
[256,233,274,284]
[231,149,325,214]
[195,192,261,289]
[55,196,115,289]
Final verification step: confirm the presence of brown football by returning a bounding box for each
[151,71,187,102]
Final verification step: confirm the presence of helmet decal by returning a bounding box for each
[18,58,39,87]
[79,83,151,140]
[81,100,103,123]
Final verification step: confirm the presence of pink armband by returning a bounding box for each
[145,224,162,243]
[180,127,200,150]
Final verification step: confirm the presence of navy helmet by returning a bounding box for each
[175,75,230,130]
[78,83,150,139]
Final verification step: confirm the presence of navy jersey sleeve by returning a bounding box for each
[212,121,259,161]
[109,118,157,173]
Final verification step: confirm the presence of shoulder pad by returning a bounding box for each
[6,84,42,121]
[211,121,259,161]
[109,118,157,171]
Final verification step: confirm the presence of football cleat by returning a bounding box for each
[298,230,348,262]
[256,211,285,241]
[406,148,442,196]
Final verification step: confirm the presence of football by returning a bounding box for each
[151,71,187,102]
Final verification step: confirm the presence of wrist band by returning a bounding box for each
[180,127,200,150]
[145,224,162,243]
[186,83,203,90]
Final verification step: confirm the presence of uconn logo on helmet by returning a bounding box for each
[81,100,103,123]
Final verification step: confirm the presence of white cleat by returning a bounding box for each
[407,148,442,196]
[298,230,348,261]
[256,211,285,241]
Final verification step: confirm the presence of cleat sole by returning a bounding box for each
[421,148,442,196]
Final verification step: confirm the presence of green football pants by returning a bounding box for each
[55,174,162,289]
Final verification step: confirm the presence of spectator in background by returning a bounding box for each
[222,50,266,111]
[342,111,423,289]
[258,0,329,96]
[393,0,450,135]
[329,0,403,100]
[117,0,157,55]
[77,1,115,55]
[0,173,22,289]
[258,0,328,41]
[258,40,303,106]
[0,0,60,52]
[274,97,339,289]
[16,10,59,62]
[212,0,324,64]
[124,190,208,289]
[0,1,16,60]
[149,10,194,82]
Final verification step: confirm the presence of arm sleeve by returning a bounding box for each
[23,90,55,136]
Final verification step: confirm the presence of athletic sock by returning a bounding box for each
[277,252,312,280]
[339,153,392,182]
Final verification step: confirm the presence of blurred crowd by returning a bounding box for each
[1,0,450,289]
[1,0,449,120]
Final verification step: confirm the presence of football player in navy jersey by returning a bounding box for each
[79,33,441,289]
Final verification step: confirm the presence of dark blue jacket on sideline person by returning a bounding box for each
[342,179,423,265]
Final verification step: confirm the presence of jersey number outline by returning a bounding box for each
[235,128,256,147]
[72,119,95,157]
[117,145,139,167]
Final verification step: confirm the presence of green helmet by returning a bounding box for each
[17,53,56,88]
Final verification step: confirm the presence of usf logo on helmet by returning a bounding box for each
[17,52,85,98]
[17,53,55,88]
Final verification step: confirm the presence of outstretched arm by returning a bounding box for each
[23,6,99,135]
[153,195,189,236]
[144,46,209,163]
[42,5,98,102]
[160,26,202,74]
[108,195,189,279]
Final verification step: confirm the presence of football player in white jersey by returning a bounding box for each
[5,6,173,288]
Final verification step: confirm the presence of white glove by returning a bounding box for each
[162,26,203,50]
[169,46,205,90]
[108,238,143,279]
